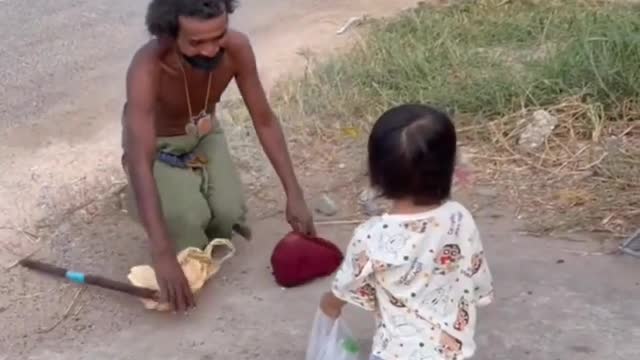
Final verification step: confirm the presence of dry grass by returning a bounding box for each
[464,97,640,237]
[263,0,640,237]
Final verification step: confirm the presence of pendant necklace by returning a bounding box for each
[177,56,213,137]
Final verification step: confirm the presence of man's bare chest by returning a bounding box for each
[154,69,234,135]
[157,70,234,117]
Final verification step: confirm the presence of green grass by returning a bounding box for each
[275,0,640,131]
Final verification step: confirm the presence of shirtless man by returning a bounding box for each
[122,0,315,312]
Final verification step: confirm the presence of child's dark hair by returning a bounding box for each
[368,104,457,206]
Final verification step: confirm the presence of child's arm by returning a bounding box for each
[326,219,380,312]
[469,230,494,307]
[320,292,347,319]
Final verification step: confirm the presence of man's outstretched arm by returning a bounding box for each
[232,34,315,235]
[123,50,195,312]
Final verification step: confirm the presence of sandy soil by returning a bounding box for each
[0,0,419,358]
[1,0,639,359]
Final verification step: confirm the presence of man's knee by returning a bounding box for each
[211,201,246,226]
[207,200,247,238]
[164,206,210,233]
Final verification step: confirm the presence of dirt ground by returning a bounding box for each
[1,0,639,359]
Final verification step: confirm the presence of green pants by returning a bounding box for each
[125,126,248,251]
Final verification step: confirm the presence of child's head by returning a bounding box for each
[368,104,457,206]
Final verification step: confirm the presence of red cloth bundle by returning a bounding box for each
[270,232,344,288]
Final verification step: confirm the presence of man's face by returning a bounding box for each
[176,14,229,71]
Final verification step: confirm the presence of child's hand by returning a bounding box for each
[320,292,345,319]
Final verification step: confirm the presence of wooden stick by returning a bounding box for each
[19,259,158,300]
[5,246,42,270]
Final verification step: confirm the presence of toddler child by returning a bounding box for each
[320,104,494,360]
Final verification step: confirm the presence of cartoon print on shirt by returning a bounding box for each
[389,315,422,337]
[447,211,464,237]
[350,283,376,308]
[454,297,470,331]
[353,283,376,299]
[398,258,424,286]
[377,232,411,258]
[470,252,483,275]
[374,327,391,351]
[409,348,440,360]
[352,250,369,277]
[403,217,437,234]
[463,251,484,277]
[434,244,464,275]
[461,251,484,278]
[388,293,407,308]
[424,284,453,316]
[372,259,390,272]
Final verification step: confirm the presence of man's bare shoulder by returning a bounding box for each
[225,29,252,49]
[225,30,256,68]
[128,39,172,78]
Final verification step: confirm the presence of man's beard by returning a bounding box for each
[182,49,226,71]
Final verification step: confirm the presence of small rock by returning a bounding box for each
[313,194,338,216]
[358,187,384,216]
[358,187,376,203]
[72,324,87,332]
[475,187,498,198]
[570,345,595,354]
[362,201,384,216]
[556,259,565,264]
[518,110,558,151]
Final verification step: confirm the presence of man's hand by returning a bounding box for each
[286,192,316,236]
[320,292,345,319]
[124,47,194,313]
[152,250,195,313]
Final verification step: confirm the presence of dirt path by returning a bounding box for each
[6,186,640,359]
[0,0,419,358]
[0,0,417,264]
[1,0,639,359]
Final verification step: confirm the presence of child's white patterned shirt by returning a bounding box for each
[332,201,494,360]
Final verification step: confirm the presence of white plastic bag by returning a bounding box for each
[305,309,362,360]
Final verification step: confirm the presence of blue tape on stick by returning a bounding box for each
[65,271,86,284]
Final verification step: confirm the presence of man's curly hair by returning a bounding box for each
[146,0,238,38]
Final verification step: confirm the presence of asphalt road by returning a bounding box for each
[0,0,301,130]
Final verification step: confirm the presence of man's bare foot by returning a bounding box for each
[233,223,252,241]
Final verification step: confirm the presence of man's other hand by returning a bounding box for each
[152,250,195,313]
[286,192,316,236]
